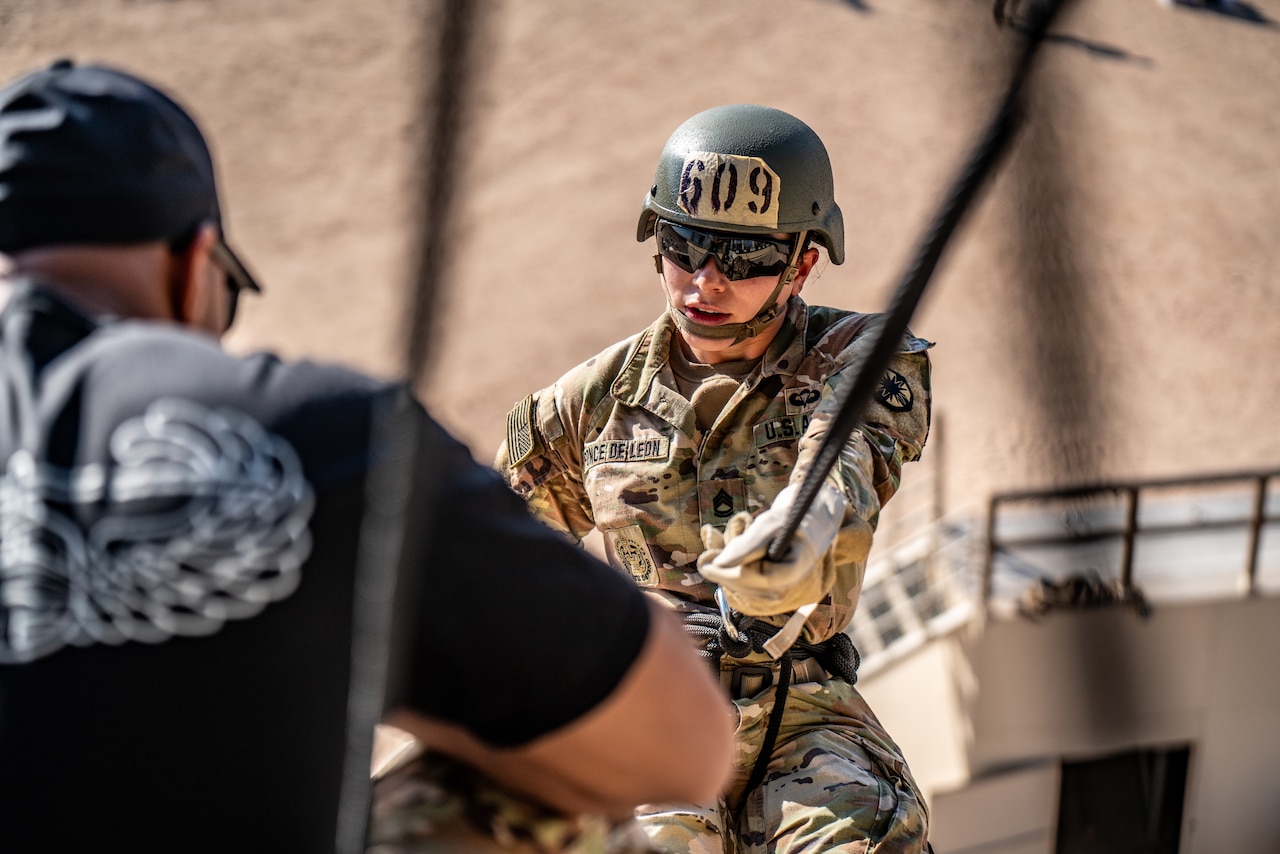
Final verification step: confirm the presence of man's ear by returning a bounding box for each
[169,222,220,330]
[790,247,821,297]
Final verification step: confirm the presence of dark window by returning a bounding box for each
[1056,745,1191,854]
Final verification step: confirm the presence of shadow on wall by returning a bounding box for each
[1158,0,1277,27]
[999,0,1276,28]
[1002,56,1114,487]
[995,0,1155,65]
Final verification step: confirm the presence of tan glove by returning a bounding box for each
[698,483,846,616]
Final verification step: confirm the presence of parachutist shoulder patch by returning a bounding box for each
[505,395,536,467]
[876,369,913,412]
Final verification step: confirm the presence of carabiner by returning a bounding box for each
[714,586,745,643]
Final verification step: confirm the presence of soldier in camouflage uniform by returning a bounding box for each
[498,105,935,853]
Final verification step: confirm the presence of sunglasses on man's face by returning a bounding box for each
[656,220,796,282]
[208,239,243,332]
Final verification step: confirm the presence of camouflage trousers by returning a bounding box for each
[368,745,658,854]
[635,677,931,854]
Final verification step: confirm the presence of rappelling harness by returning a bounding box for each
[682,599,862,795]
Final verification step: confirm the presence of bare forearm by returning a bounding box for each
[388,601,734,816]
[382,712,637,817]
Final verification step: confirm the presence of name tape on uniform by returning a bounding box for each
[582,436,671,471]
[678,152,781,230]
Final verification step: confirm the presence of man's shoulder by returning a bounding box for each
[96,321,395,406]
[76,322,410,468]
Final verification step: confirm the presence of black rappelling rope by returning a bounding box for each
[724,0,1073,812]
[405,0,485,389]
[746,648,793,794]
[337,1,486,851]
[381,0,486,723]
[766,0,1073,563]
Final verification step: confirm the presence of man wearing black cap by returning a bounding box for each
[0,60,732,853]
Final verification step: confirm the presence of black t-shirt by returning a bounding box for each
[0,282,649,852]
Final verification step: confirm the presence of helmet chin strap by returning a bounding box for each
[661,231,809,346]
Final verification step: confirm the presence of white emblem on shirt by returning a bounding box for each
[0,398,314,664]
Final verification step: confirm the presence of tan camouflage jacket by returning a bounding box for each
[497,299,932,644]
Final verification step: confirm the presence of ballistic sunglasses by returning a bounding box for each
[655,220,796,282]
[169,225,262,333]
[209,237,247,332]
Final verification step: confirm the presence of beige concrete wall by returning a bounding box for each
[927,760,1060,854]
[868,596,1280,852]
[0,0,424,376]
[1190,597,1280,853]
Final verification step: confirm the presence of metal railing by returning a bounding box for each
[983,469,1280,614]
[850,468,1280,677]
[849,513,981,678]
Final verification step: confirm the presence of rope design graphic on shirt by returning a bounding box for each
[0,398,314,664]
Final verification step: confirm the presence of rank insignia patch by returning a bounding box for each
[876,369,913,412]
[698,479,746,528]
[505,395,536,466]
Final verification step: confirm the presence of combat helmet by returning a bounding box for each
[638,104,844,261]
[638,104,844,342]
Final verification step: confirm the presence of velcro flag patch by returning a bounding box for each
[506,395,536,466]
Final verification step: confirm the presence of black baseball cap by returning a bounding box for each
[0,59,260,294]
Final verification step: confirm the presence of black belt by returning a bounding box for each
[681,609,860,697]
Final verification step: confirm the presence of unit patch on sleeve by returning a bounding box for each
[876,369,913,413]
[582,435,670,473]
[605,524,660,587]
[505,394,537,466]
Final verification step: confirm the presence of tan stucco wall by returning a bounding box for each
[4,0,1274,510]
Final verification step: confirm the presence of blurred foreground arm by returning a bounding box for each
[386,413,733,817]
[387,600,733,817]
